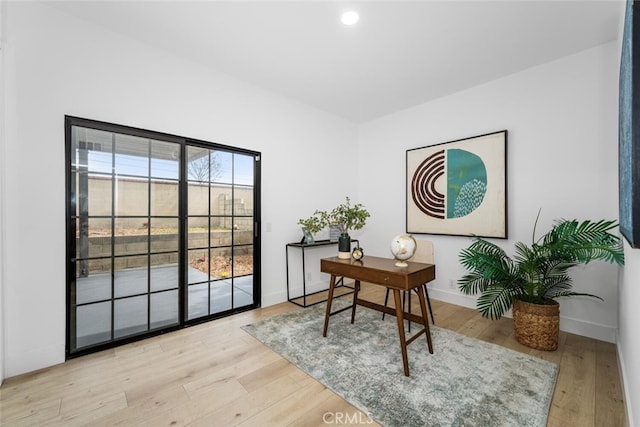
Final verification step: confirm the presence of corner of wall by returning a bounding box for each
[0,0,6,385]
[617,328,635,427]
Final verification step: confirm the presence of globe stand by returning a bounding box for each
[394,259,409,267]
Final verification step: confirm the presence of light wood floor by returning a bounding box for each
[0,283,627,426]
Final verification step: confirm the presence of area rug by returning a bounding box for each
[241,300,558,427]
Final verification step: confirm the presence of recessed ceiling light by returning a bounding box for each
[341,11,359,26]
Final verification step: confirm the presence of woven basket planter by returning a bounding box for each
[512,298,559,351]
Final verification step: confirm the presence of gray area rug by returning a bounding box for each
[242,300,558,427]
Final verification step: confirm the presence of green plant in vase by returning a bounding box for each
[457,211,624,350]
[322,197,370,258]
[297,215,325,244]
[298,197,370,256]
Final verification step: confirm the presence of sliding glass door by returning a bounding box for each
[66,117,260,357]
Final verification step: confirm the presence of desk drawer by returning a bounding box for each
[354,269,405,288]
[321,258,435,291]
[321,261,405,288]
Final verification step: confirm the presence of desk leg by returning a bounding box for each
[350,280,360,324]
[416,286,434,354]
[322,274,337,337]
[393,289,410,376]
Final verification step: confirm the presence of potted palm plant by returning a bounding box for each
[458,212,624,350]
[298,197,370,258]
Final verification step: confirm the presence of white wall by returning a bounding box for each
[357,42,622,343]
[619,244,640,425]
[1,1,358,377]
[0,0,6,385]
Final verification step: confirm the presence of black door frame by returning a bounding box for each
[64,115,261,358]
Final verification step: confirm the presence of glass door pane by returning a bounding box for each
[186,148,256,321]
[71,126,114,350]
[69,123,181,353]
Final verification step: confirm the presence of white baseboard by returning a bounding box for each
[616,330,636,427]
[264,279,356,308]
[426,287,478,309]
[264,284,618,343]
[427,287,617,343]
[262,289,288,308]
[559,315,617,343]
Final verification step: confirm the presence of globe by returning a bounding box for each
[390,234,417,267]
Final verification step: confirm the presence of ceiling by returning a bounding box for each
[48,1,623,123]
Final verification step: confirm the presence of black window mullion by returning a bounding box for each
[230,154,235,309]
[77,141,89,278]
[110,131,116,342]
[67,127,78,352]
[253,153,261,306]
[207,150,212,315]
[147,139,152,332]
[179,142,187,326]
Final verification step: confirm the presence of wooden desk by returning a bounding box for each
[321,256,436,376]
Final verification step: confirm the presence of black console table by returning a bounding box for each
[286,239,358,307]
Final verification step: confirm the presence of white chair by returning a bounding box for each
[383,239,435,327]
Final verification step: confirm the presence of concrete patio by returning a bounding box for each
[74,264,254,349]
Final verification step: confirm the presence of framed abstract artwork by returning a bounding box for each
[619,0,640,248]
[406,130,508,238]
